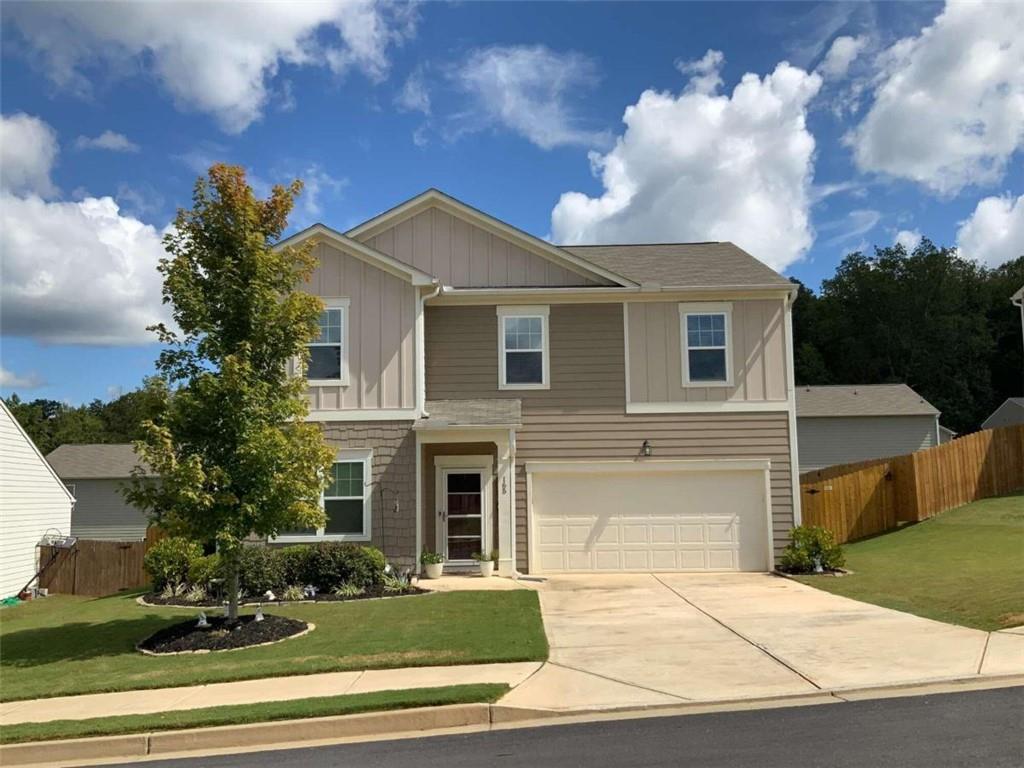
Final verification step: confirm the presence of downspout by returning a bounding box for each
[1013,292,1024,361]
[784,290,803,527]
[417,280,442,418]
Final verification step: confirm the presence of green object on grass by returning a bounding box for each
[794,491,1024,631]
[0,683,509,744]
[0,589,547,701]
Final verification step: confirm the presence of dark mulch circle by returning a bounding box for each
[138,614,308,654]
[142,584,429,608]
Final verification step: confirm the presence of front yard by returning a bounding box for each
[0,590,548,702]
[794,491,1024,631]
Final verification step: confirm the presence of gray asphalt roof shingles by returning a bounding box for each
[796,384,940,418]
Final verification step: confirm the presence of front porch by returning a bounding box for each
[415,399,521,577]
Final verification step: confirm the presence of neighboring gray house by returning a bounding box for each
[46,444,151,541]
[982,398,1024,430]
[796,384,942,472]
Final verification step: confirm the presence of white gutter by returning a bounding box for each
[430,283,796,297]
[416,280,442,418]
[1012,289,1024,358]
[508,426,519,578]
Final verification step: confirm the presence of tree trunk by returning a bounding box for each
[227,560,240,622]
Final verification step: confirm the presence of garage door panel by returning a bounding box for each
[532,467,769,573]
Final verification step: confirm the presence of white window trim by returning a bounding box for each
[497,305,550,390]
[274,448,372,543]
[679,302,733,387]
[307,297,351,387]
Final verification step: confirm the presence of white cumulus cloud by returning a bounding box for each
[846,2,1024,195]
[818,35,868,79]
[0,367,47,390]
[894,229,923,251]
[6,1,417,133]
[450,45,609,150]
[551,53,822,271]
[395,65,430,114]
[1,193,172,345]
[74,130,140,153]
[956,194,1024,267]
[0,113,59,198]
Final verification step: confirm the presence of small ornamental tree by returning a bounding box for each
[127,164,334,620]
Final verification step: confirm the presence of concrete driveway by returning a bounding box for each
[502,574,1023,712]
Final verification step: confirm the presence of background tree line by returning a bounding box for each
[792,240,1023,434]
[5,239,1022,450]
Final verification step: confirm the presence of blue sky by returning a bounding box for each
[1,1,1021,404]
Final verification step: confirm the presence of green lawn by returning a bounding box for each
[0,683,508,744]
[0,591,547,702]
[795,491,1024,631]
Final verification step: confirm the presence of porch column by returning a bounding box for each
[496,434,514,576]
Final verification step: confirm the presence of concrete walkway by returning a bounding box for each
[500,573,1024,712]
[0,662,542,726]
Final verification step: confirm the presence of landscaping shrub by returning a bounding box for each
[277,546,313,589]
[187,554,222,591]
[779,526,846,574]
[306,542,386,590]
[236,546,283,597]
[144,537,203,590]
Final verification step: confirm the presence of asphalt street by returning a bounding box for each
[98,685,1024,768]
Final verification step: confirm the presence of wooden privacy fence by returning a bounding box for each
[39,527,164,597]
[800,424,1024,544]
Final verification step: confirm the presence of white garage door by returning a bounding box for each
[529,461,771,573]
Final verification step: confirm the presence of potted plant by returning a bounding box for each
[472,549,498,578]
[420,550,445,579]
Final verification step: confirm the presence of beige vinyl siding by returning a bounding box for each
[424,304,795,572]
[366,207,603,288]
[67,479,149,541]
[627,299,788,404]
[301,242,416,411]
[0,404,73,597]
[798,415,938,472]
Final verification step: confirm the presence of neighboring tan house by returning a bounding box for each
[982,398,1024,430]
[796,384,942,472]
[0,400,75,598]
[45,444,152,541]
[273,188,802,575]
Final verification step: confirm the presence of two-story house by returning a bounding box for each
[276,189,801,577]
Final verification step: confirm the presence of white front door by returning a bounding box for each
[435,462,491,564]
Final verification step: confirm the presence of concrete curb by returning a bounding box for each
[3,674,1023,767]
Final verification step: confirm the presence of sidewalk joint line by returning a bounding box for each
[976,633,992,676]
[547,660,693,702]
[651,574,823,691]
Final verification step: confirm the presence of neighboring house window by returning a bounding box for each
[497,305,550,389]
[679,302,732,385]
[306,298,350,385]
[275,449,371,542]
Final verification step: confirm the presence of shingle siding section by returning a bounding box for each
[320,420,417,567]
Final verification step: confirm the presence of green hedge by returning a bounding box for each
[145,538,387,596]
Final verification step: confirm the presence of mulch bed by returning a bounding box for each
[138,614,309,654]
[141,584,429,608]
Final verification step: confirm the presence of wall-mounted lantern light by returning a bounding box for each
[641,439,653,458]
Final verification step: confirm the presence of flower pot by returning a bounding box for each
[423,562,444,579]
[478,560,495,578]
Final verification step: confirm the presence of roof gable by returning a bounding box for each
[1,401,76,501]
[276,224,436,286]
[345,189,631,288]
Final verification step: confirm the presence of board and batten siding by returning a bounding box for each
[626,300,788,404]
[425,304,795,572]
[0,403,73,597]
[364,207,604,288]
[798,415,938,472]
[300,242,416,412]
[67,479,149,541]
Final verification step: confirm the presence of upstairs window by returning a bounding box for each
[498,306,550,389]
[679,303,732,385]
[306,299,349,385]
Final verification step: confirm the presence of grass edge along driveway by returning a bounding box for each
[0,590,547,702]
[0,683,509,744]
[795,491,1023,631]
